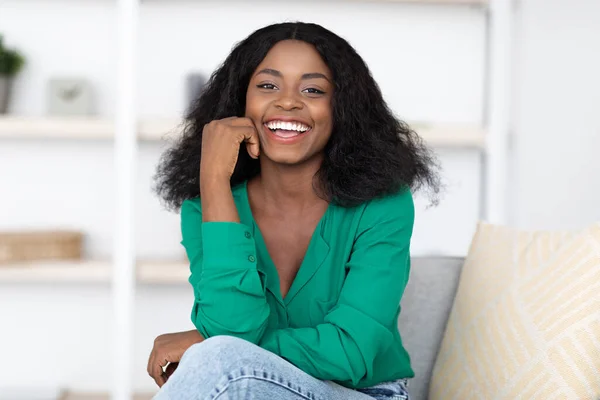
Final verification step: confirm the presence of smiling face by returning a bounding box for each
[245,40,334,166]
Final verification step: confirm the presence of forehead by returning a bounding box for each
[257,40,331,76]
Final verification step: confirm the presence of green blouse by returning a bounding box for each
[180,180,415,389]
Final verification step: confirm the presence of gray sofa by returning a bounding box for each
[398,257,464,400]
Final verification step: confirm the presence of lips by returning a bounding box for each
[263,118,312,140]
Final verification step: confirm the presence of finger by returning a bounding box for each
[152,366,166,388]
[159,356,169,369]
[242,128,260,159]
[218,116,237,122]
[236,124,260,158]
[150,361,163,387]
[157,373,166,388]
[228,117,255,127]
[147,348,156,377]
[150,355,168,387]
[156,356,172,387]
[246,141,260,159]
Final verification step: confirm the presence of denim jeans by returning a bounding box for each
[153,335,410,400]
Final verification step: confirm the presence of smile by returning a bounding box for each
[264,119,312,139]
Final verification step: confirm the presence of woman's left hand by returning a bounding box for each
[147,329,204,387]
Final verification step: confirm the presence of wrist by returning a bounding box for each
[187,329,204,343]
[200,173,230,191]
[199,174,240,223]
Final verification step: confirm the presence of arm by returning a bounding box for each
[181,117,268,343]
[259,189,414,387]
[181,197,270,344]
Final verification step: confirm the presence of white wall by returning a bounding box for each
[511,0,600,230]
[6,0,598,394]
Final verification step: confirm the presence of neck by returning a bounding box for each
[252,155,327,215]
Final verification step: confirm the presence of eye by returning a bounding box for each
[303,88,326,95]
[257,83,278,90]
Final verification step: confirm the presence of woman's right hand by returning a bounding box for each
[200,117,260,182]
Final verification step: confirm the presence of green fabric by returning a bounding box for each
[181,180,415,389]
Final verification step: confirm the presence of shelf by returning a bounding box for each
[0,116,181,141]
[0,117,114,139]
[138,118,184,141]
[137,260,189,284]
[0,116,485,148]
[411,123,485,148]
[0,259,189,284]
[0,260,112,283]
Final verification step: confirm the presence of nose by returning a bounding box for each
[274,89,303,111]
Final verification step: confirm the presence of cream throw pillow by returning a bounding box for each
[429,222,600,400]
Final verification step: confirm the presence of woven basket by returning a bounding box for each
[0,231,83,264]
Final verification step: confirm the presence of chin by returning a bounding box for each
[264,154,305,166]
[260,148,310,166]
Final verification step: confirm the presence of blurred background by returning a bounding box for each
[0,0,598,398]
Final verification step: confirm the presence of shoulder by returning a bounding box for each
[336,187,414,250]
[359,187,414,223]
[347,187,415,242]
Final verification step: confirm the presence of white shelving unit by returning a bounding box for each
[0,0,511,398]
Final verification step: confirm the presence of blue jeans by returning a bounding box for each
[153,336,410,400]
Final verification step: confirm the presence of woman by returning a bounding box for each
[149,22,439,400]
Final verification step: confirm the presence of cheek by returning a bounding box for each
[244,92,255,116]
[311,100,332,125]
[245,91,265,119]
[314,104,333,137]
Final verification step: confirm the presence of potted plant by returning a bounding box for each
[0,34,25,114]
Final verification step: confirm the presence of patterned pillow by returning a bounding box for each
[429,222,600,399]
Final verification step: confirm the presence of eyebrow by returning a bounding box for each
[256,68,331,82]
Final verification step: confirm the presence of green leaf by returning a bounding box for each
[0,34,25,77]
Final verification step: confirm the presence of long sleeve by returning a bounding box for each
[259,189,414,387]
[180,199,270,344]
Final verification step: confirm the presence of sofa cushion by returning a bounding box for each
[398,256,464,400]
[429,222,600,400]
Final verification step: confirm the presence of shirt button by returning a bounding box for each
[248,255,256,263]
[245,231,251,239]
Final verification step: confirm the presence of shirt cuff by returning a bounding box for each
[201,222,257,269]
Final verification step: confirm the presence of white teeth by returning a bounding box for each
[266,120,310,132]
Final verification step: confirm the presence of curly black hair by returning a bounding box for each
[154,22,440,211]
